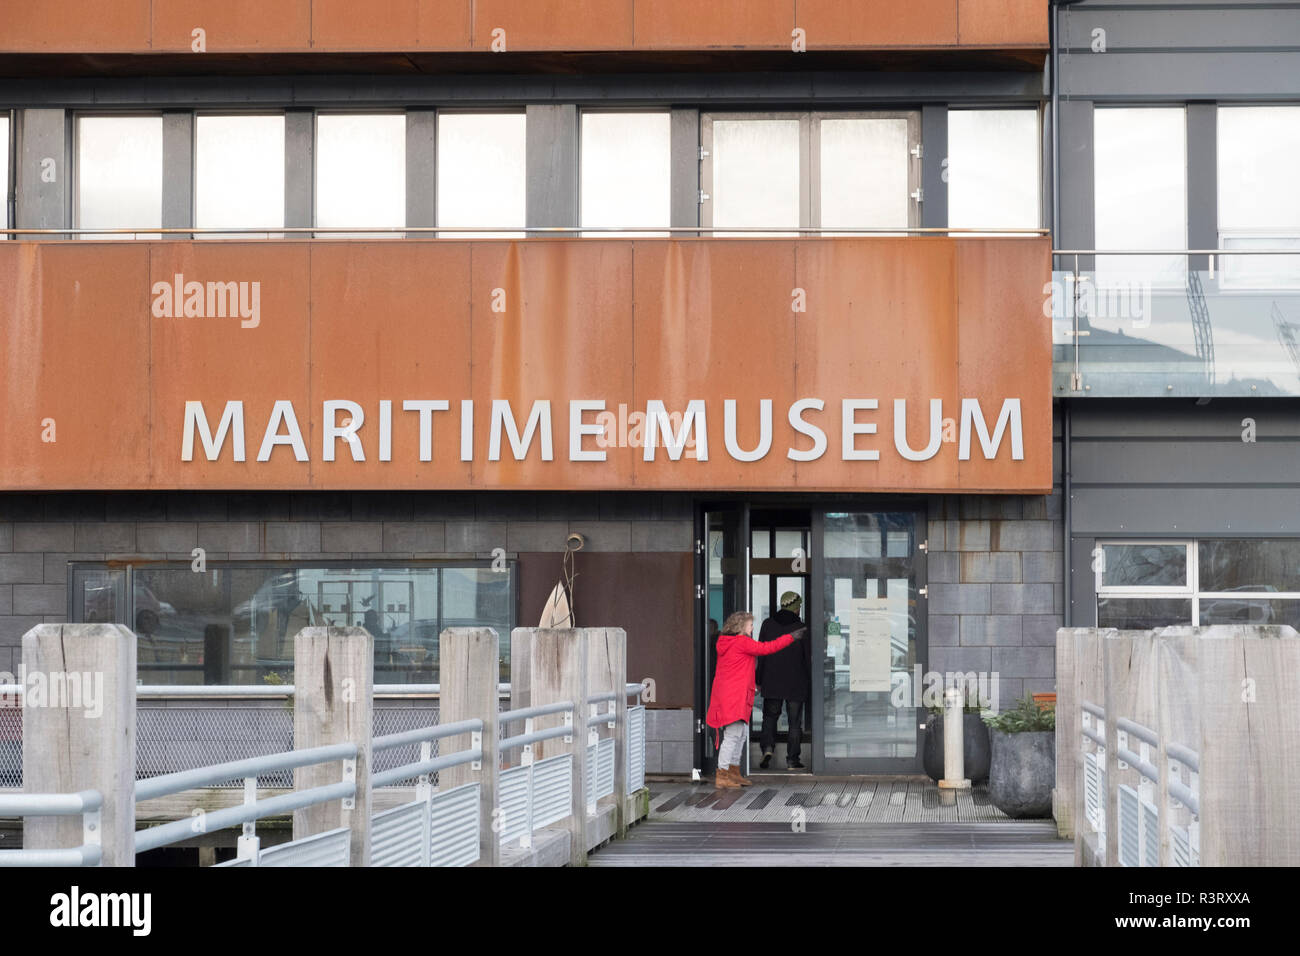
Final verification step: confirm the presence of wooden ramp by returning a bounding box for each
[590,820,1072,867]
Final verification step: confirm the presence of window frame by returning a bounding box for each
[312,109,409,235]
[434,107,528,237]
[577,107,673,235]
[700,110,922,233]
[192,110,288,237]
[71,110,166,237]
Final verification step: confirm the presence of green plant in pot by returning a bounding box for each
[983,696,1056,818]
[921,691,991,784]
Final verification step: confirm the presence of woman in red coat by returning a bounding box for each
[706,610,807,788]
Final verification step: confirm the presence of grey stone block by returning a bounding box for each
[960,615,1023,646]
[927,519,947,550]
[960,552,1021,583]
[928,551,958,583]
[644,741,664,774]
[0,524,10,552]
[289,492,353,521]
[569,521,630,552]
[535,493,599,522]
[0,616,45,645]
[164,493,228,521]
[928,582,991,615]
[991,583,1056,614]
[0,586,10,615]
[630,520,692,552]
[1022,551,1062,583]
[444,521,508,553]
[104,493,168,522]
[382,522,445,553]
[43,495,106,521]
[598,492,659,521]
[43,553,102,584]
[474,494,537,521]
[1021,614,1063,646]
[991,520,1058,553]
[227,494,291,521]
[0,554,44,585]
[320,522,383,552]
[1023,678,1057,698]
[264,522,321,553]
[411,493,477,520]
[507,521,569,553]
[1021,493,1063,520]
[136,522,199,553]
[992,677,1024,711]
[197,521,262,553]
[992,646,1056,679]
[661,741,693,774]
[930,614,959,646]
[929,646,992,675]
[351,493,415,522]
[73,523,135,552]
[952,520,991,552]
[14,523,76,552]
[13,584,66,616]
[647,708,694,742]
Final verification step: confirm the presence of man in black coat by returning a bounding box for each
[756,591,811,769]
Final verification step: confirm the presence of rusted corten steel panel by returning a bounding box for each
[472,0,635,51]
[0,0,1047,53]
[0,237,1051,493]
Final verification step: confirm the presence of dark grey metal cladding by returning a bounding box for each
[1058,1,1300,101]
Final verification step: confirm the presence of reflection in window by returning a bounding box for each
[948,109,1040,232]
[1100,543,1189,589]
[195,114,285,237]
[1199,538,1300,593]
[1,114,9,239]
[1218,107,1300,288]
[1097,597,1193,629]
[1094,108,1187,286]
[437,112,525,238]
[72,563,513,686]
[711,118,800,234]
[819,117,910,232]
[580,111,670,235]
[316,113,406,235]
[76,115,164,239]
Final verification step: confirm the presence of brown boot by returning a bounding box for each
[714,765,741,789]
[734,767,754,786]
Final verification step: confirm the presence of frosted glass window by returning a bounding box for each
[316,114,406,235]
[948,109,1040,232]
[1094,108,1187,286]
[0,115,8,239]
[1218,107,1300,288]
[581,112,670,235]
[820,117,910,233]
[76,115,163,239]
[195,114,285,237]
[711,118,800,235]
[437,112,525,238]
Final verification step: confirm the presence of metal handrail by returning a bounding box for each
[500,724,573,752]
[1053,247,1300,255]
[371,750,482,789]
[1082,700,1105,719]
[1167,742,1200,773]
[0,683,512,698]
[498,700,574,724]
[0,790,102,815]
[1116,717,1160,749]
[134,742,357,801]
[372,717,483,753]
[2,225,1048,237]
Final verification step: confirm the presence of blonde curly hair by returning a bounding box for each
[720,611,754,636]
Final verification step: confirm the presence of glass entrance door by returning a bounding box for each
[812,510,928,774]
[697,503,749,773]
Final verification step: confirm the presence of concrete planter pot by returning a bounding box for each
[988,728,1055,818]
[922,713,991,784]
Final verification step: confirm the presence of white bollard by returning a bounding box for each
[938,687,971,791]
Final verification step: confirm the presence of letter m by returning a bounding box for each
[643,400,708,461]
[182,401,246,462]
[959,398,1024,461]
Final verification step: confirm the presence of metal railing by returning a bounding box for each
[3,225,1049,239]
[0,790,103,867]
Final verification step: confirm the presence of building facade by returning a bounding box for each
[1,1,1297,779]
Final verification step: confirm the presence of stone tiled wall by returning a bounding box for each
[926,493,1064,709]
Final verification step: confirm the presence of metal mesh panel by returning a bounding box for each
[136,705,294,788]
[372,799,427,867]
[531,754,572,829]
[372,705,442,787]
[0,707,20,788]
[429,782,480,867]
[626,705,645,792]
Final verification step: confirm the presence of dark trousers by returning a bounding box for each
[759,697,805,762]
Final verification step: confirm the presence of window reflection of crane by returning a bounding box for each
[1185,268,1215,386]
[1273,302,1300,376]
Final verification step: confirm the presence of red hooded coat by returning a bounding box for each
[705,631,798,740]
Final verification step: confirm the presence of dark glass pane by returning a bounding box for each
[1101,544,1187,588]
[1097,597,1192,629]
[1198,539,1300,593]
[1199,598,1300,629]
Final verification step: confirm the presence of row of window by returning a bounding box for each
[2,108,1042,236]
[1096,538,1300,629]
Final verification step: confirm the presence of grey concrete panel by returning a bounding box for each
[1073,487,1300,536]
[921,104,948,229]
[1060,52,1300,100]
[670,107,699,230]
[284,109,313,229]
[162,111,194,231]
[16,109,67,230]
[405,108,436,231]
[526,104,578,228]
